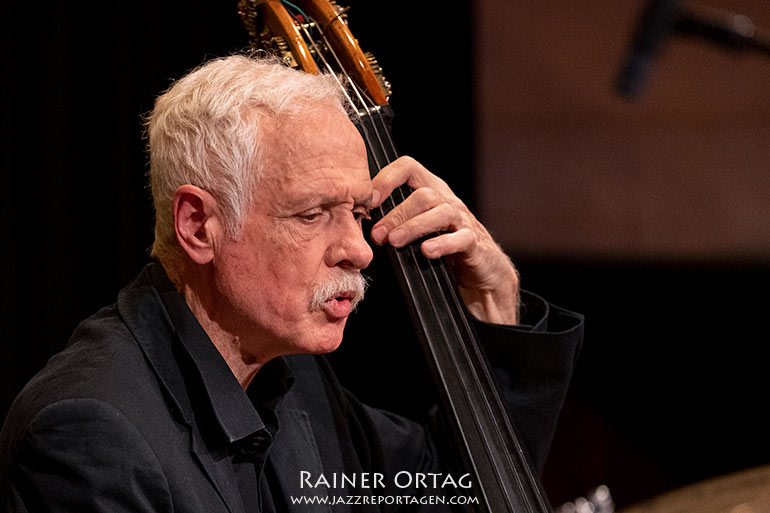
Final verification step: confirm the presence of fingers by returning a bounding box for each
[370,156,519,324]
[370,193,476,263]
[421,229,475,259]
[372,199,461,247]
[371,156,449,209]
[370,156,475,258]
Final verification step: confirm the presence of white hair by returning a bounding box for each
[146,53,348,266]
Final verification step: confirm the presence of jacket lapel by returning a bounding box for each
[269,407,336,513]
[189,430,247,513]
[117,265,246,513]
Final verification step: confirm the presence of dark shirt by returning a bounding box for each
[0,264,583,512]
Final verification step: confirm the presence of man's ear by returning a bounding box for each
[173,185,221,265]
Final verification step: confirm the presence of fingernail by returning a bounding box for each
[388,229,404,246]
[371,189,381,207]
[422,240,439,256]
[371,225,388,244]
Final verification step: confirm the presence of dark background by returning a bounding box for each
[2,0,769,510]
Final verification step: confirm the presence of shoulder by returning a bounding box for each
[6,303,150,423]
[0,298,185,511]
[0,302,164,474]
[3,397,172,512]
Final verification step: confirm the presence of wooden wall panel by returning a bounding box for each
[474,0,770,260]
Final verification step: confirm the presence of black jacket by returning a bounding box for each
[0,264,583,512]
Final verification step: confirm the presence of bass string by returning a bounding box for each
[349,104,542,511]
[327,45,539,504]
[295,15,531,511]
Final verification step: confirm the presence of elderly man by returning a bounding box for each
[0,55,582,512]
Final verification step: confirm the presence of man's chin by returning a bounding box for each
[277,316,348,357]
[298,322,347,355]
[305,336,344,355]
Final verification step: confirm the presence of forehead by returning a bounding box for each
[258,106,371,207]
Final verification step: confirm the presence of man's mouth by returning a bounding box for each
[310,271,369,316]
[322,292,354,319]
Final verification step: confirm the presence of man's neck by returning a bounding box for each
[171,262,267,389]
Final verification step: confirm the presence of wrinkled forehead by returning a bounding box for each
[255,106,371,204]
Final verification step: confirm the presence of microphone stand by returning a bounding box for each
[676,3,770,57]
[617,0,770,98]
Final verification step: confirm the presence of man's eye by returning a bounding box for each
[353,209,371,223]
[299,212,323,222]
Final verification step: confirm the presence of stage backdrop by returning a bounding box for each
[470,0,770,507]
[474,0,770,260]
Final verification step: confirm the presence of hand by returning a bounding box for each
[370,156,520,325]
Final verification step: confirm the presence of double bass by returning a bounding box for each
[237,2,553,511]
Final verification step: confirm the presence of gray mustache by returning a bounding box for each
[310,271,369,312]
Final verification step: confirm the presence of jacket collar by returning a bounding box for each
[116,263,293,444]
[116,263,296,513]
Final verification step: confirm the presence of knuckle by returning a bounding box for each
[412,187,440,208]
[386,204,409,227]
[396,155,418,167]
[454,228,475,247]
[432,203,460,231]
[437,202,456,218]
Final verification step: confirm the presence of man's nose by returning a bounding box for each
[325,216,374,271]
